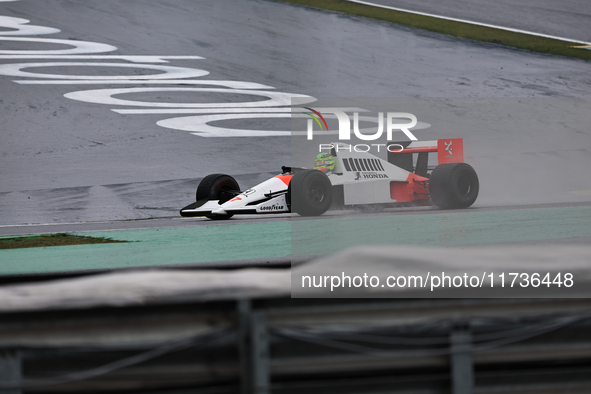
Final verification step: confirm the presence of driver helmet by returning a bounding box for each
[314,152,335,174]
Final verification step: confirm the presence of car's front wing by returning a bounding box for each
[180,194,289,217]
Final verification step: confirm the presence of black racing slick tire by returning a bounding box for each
[196,174,240,220]
[429,163,479,209]
[289,169,333,216]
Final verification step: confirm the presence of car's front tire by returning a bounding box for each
[288,169,333,216]
[196,174,240,220]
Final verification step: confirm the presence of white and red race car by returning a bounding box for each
[180,139,479,219]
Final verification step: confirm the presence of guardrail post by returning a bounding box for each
[0,350,21,394]
[238,299,270,394]
[450,324,473,394]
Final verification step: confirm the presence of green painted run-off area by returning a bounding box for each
[1,206,590,275]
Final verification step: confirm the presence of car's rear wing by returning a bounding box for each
[387,138,464,177]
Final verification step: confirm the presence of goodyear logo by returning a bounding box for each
[259,203,285,211]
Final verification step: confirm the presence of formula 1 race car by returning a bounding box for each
[180,139,479,219]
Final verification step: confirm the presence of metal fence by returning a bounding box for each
[1,297,591,393]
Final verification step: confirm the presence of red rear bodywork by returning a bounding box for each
[387,138,465,203]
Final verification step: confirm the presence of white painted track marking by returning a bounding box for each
[0,55,204,63]
[0,36,117,54]
[157,113,430,138]
[346,0,591,45]
[0,62,209,79]
[113,107,367,114]
[16,80,274,89]
[0,16,60,35]
[0,12,316,137]
[64,87,314,108]
[158,113,295,137]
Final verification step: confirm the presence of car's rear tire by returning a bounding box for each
[429,163,479,209]
[196,174,240,220]
[289,169,333,216]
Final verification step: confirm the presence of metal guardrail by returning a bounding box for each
[0,297,591,393]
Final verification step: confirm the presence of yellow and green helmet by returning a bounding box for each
[314,152,335,174]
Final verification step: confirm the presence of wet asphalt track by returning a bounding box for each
[1,0,590,250]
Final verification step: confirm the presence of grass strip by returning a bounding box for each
[0,233,130,250]
[275,0,591,61]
